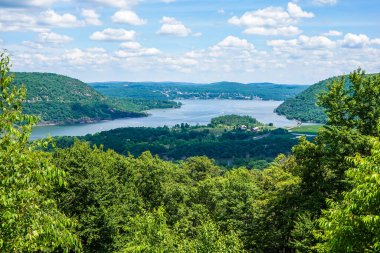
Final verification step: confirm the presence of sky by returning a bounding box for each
[0,0,379,84]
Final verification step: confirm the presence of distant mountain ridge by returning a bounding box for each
[90,81,308,101]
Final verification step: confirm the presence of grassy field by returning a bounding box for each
[289,125,323,135]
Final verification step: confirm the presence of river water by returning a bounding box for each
[31,99,298,140]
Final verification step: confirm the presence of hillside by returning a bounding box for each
[90,81,308,101]
[12,73,178,124]
[275,76,351,123]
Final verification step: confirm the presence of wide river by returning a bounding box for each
[31,99,298,140]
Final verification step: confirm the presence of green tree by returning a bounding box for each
[0,51,80,251]
[289,70,380,251]
[52,141,141,252]
[317,139,380,252]
[318,69,380,136]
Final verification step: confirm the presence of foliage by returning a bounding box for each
[318,69,380,136]
[210,114,262,128]
[0,52,80,252]
[316,140,380,252]
[53,124,299,168]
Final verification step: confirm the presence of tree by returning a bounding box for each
[288,70,380,251]
[0,51,80,252]
[318,69,380,136]
[317,139,380,252]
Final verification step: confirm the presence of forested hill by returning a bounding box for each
[275,75,351,123]
[90,81,308,101]
[11,72,159,124]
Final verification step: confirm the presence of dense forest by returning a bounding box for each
[53,115,296,169]
[275,74,377,123]
[12,72,179,124]
[274,76,351,123]
[2,52,380,252]
[90,81,308,101]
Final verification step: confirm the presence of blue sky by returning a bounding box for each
[0,0,379,84]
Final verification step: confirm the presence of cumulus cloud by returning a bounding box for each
[268,35,336,50]
[157,16,191,37]
[90,28,135,41]
[39,10,83,27]
[287,2,314,18]
[0,9,48,32]
[340,33,370,48]
[64,47,114,66]
[228,2,314,36]
[214,36,255,50]
[371,39,380,46]
[116,41,161,57]
[111,10,146,25]
[120,41,142,49]
[81,9,102,26]
[0,8,101,32]
[38,31,73,44]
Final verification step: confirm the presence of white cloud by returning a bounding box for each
[38,31,73,44]
[287,2,314,18]
[340,33,370,48]
[111,10,146,25]
[0,8,100,32]
[81,9,102,26]
[64,47,114,67]
[371,39,380,46]
[0,9,48,32]
[313,0,338,6]
[228,2,314,36]
[323,30,342,37]
[87,0,140,8]
[90,28,135,41]
[39,10,83,27]
[116,48,161,57]
[161,0,176,3]
[117,41,161,57]
[214,36,255,50]
[120,41,142,49]
[298,35,335,49]
[157,16,191,37]
[268,35,336,50]
[193,32,202,37]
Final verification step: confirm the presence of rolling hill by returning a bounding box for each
[275,76,351,123]
[12,72,147,124]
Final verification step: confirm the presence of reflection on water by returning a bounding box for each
[31,99,298,140]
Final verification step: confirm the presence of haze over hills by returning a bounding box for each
[90,81,308,101]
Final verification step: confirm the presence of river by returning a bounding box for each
[31,99,298,140]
